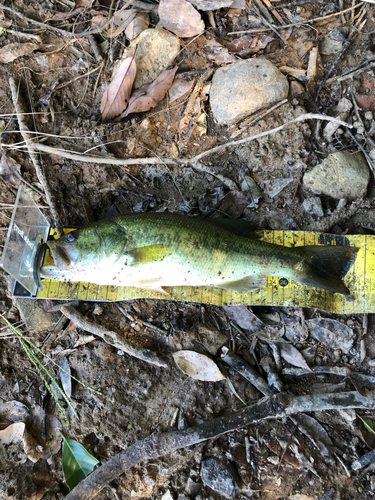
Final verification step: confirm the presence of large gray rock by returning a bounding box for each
[210,58,289,125]
[118,28,180,89]
[303,151,369,200]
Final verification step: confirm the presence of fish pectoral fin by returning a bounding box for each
[127,245,171,265]
[217,275,267,292]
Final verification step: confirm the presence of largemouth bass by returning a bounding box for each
[38,213,358,295]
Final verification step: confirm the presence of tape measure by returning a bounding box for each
[28,228,373,314]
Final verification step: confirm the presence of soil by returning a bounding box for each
[1,0,375,499]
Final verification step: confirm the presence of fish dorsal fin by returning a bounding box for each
[217,274,267,292]
[205,218,261,239]
[128,244,171,265]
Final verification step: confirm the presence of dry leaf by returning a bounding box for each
[112,9,149,40]
[173,350,226,381]
[0,153,22,186]
[59,357,72,399]
[0,43,38,64]
[276,342,312,371]
[159,0,205,37]
[223,305,264,331]
[122,65,178,118]
[101,56,137,121]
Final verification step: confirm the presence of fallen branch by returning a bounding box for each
[9,77,64,237]
[6,113,353,169]
[60,306,168,368]
[65,390,375,500]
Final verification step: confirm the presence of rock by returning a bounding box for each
[187,0,235,10]
[159,0,205,38]
[307,318,355,354]
[197,326,228,355]
[302,197,324,217]
[266,211,299,230]
[323,97,352,138]
[0,422,27,470]
[263,178,292,198]
[201,457,236,498]
[303,151,369,200]
[118,28,180,89]
[320,27,346,55]
[210,58,289,125]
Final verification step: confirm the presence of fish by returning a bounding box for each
[38,212,358,295]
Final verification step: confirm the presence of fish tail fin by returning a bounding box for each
[298,245,359,294]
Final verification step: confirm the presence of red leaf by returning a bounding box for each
[122,66,178,118]
[101,56,137,121]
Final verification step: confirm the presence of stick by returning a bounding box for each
[6,113,353,168]
[9,77,64,237]
[65,390,375,500]
[60,306,168,368]
[228,3,364,33]
[221,347,275,397]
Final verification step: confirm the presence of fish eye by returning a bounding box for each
[66,233,75,242]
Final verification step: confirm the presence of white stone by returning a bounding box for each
[117,28,180,89]
[303,151,370,200]
[209,58,289,125]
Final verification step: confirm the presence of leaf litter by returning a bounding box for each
[1,0,375,498]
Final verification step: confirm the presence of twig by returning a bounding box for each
[65,390,375,500]
[190,114,353,164]
[228,3,364,34]
[0,3,103,38]
[221,347,275,397]
[352,448,375,470]
[282,365,375,384]
[9,77,64,236]
[230,99,288,139]
[6,113,353,168]
[326,61,375,85]
[60,306,168,368]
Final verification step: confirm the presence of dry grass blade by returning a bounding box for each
[101,56,137,121]
[122,66,178,118]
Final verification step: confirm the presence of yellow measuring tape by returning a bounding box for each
[36,229,374,313]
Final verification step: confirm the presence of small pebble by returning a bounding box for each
[365,111,373,120]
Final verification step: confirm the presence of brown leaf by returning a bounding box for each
[122,65,178,118]
[159,0,205,37]
[275,342,312,372]
[0,154,22,186]
[0,43,38,64]
[101,56,137,121]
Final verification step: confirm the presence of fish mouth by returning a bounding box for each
[39,240,73,280]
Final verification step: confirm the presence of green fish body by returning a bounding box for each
[39,213,357,295]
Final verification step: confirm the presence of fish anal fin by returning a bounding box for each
[128,245,171,265]
[217,275,266,292]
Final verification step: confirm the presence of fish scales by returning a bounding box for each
[39,213,358,295]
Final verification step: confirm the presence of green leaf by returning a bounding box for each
[358,415,375,435]
[62,436,99,490]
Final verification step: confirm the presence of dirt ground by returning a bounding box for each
[1,0,375,498]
